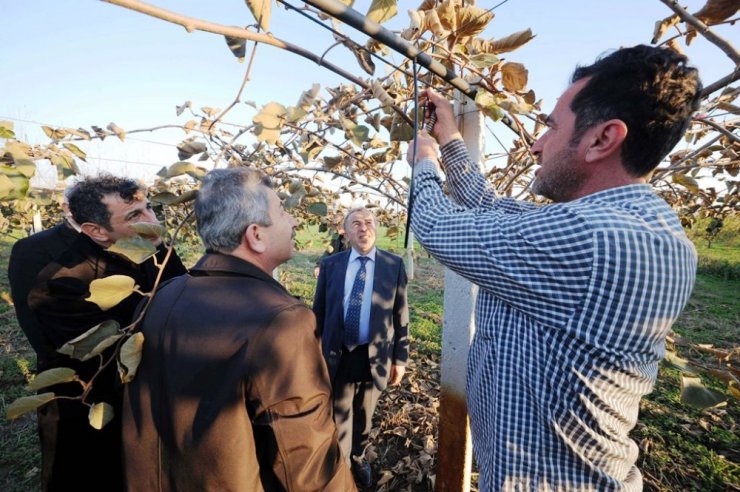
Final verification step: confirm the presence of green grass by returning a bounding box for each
[1,226,738,491]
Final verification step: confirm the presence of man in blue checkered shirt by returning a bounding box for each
[407,45,702,490]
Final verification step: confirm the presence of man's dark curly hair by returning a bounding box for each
[68,175,143,230]
[570,44,702,177]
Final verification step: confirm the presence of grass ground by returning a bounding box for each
[0,226,738,490]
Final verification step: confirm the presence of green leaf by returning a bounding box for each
[349,125,370,147]
[89,402,115,430]
[166,161,196,178]
[6,393,55,419]
[119,332,145,384]
[57,320,122,362]
[245,0,271,31]
[367,0,397,24]
[389,114,414,142]
[308,202,328,216]
[86,276,138,311]
[680,376,727,409]
[107,236,158,265]
[224,33,246,62]
[27,368,77,392]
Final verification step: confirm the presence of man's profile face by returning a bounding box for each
[531,78,589,202]
[101,191,160,246]
[345,209,377,255]
[262,187,298,265]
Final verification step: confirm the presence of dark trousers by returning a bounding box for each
[38,399,124,492]
[332,344,382,463]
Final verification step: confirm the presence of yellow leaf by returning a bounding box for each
[27,368,77,392]
[89,402,115,430]
[86,275,138,311]
[367,0,397,24]
[245,0,271,31]
[63,143,87,162]
[119,332,145,384]
[501,62,528,92]
[0,174,14,199]
[672,173,700,193]
[253,102,287,145]
[6,393,55,420]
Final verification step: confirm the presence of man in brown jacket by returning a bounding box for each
[122,167,355,491]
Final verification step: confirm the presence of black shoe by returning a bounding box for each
[351,459,372,489]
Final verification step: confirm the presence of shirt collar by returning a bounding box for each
[576,184,654,204]
[349,247,376,263]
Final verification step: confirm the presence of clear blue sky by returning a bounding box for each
[1,0,735,184]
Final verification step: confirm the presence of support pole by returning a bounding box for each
[436,92,483,492]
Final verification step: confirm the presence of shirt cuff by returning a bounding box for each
[413,159,441,178]
[440,138,468,167]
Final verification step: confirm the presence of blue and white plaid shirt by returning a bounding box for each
[411,140,697,491]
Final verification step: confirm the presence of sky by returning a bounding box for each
[1,0,736,187]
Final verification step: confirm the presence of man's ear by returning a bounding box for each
[244,223,266,253]
[584,119,628,163]
[80,222,110,244]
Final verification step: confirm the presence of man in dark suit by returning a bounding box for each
[313,207,409,489]
[8,193,80,371]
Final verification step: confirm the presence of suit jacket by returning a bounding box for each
[313,248,409,391]
[123,253,355,492]
[28,233,187,411]
[8,220,79,369]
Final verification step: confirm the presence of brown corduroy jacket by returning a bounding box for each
[122,253,356,491]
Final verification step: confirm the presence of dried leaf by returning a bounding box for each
[501,62,528,92]
[486,28,535,54]
[651,15,680,44]
[454,4,494,38]
[176,101,192,117]
[106,122,126,142]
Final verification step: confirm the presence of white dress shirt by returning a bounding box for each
[343,247,376,346]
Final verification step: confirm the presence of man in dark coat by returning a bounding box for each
[27,175,186,492]
[8,203,79,371]
[313,207,409,489]
[123,167,355,491]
